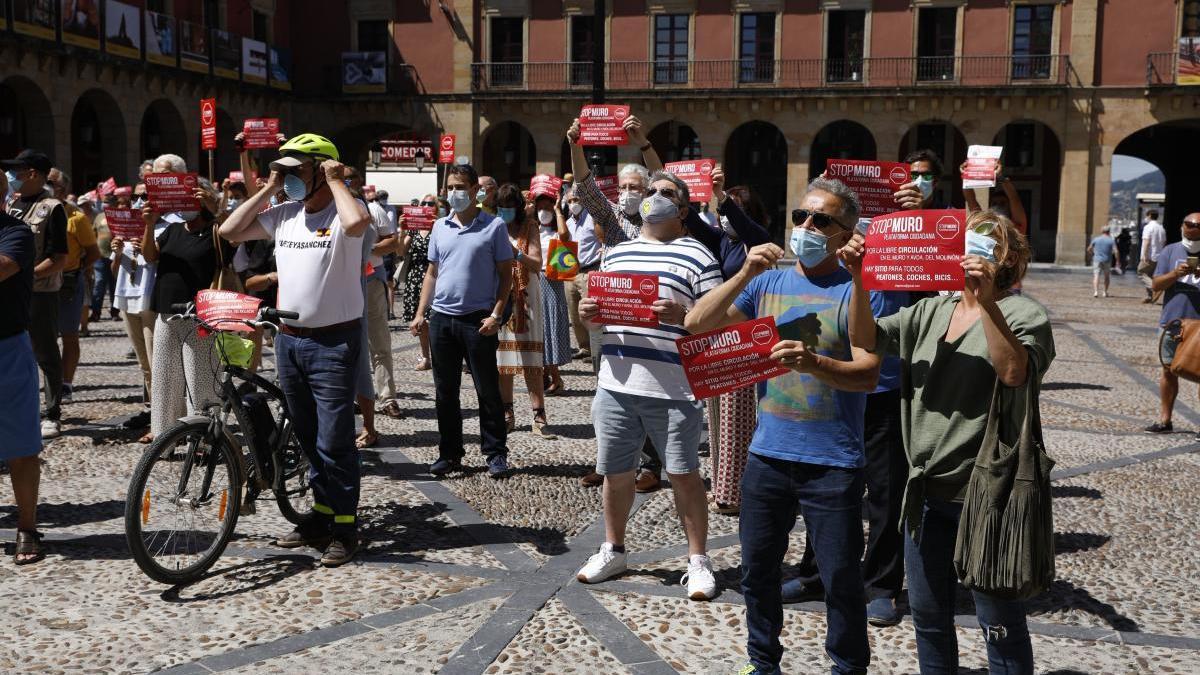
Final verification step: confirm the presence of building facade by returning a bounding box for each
[2,0,1197,263]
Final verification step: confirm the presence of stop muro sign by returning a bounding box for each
[439,134,455,164]
[201,98,217,150]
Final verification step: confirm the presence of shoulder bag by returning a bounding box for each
[210,225,245,293]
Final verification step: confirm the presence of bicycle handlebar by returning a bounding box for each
[166,303,300,332]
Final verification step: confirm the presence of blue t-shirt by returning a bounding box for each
[1155,242,1200,327]
[1090,235,1116,265]
[870,290,908,393]
[734,267,866,469]
[0,212,35,336]
[427,211,514,315]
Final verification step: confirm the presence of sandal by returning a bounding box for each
[545,380,564,396]
[355,429,378,449]
[380,401,403,419]
[504,403,516,433]
[414,358,431,371]
[532,408,557,439]
[14,529,44,565]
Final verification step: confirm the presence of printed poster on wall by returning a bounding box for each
[1179,37,1200,86]
[104,0,141,60]
[12,0,57,40]
[180,20,209,74]
[242,37,267,85]
[60,0,100,50]
[211,28,240,80]
[145,10,176,66]
[269,46,292,90]
[342,51,386,94]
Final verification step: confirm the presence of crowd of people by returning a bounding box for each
[2,106,1068,673]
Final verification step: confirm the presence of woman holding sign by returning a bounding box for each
[398,194,437,371]
[839,210,1054,674]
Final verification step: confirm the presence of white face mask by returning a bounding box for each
[1184,238,1200,254]
[568,202,583,217]
[537,209,554,226]
[619,190,643,216]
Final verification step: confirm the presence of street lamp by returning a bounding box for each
[415,149,427,172]
[369,142,382,168]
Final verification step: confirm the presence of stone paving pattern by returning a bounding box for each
[1,272,1199,674]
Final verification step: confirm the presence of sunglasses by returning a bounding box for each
[972,219,999,235]
[1184,220,1200,228]
[791,209,845,230]
[646,187,683,206]
[420,201,436,207]
[910,171,937,180]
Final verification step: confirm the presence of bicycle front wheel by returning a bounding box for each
[124,420,242,585]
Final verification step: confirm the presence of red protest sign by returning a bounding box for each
[97,177,117,196]
[862,209,966,292]
[595,175,619,203]
[104,208,145,240]
[825,159,911,219]
[588,272,659,327]
[195,289,262,333]
[144,173,202,212]
[242,118,280,149]
[401,205,436,231]
[530,174,563,199]
[200,98,217,151]
[578,105,630,146]
[438,134,456,164]
[114,186,132,198]
[962,145,1003,189]
[228,171,244,183]
[664,159,716,202]
[676,317,791,399]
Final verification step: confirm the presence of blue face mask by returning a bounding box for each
[5,170,24,193]
[965,230,998,263]
[447,189,472,214]
[790,227,832,268]
[131,196,147,209]
[283,174,308,202]
[497,207,517,223]
[915,176,934,200]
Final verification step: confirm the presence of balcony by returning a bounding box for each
[471,55,1072,93]
[1147,52,1179,86]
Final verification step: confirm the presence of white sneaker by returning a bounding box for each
[681,554,717,600]
[576,542,627,583]
[40,420,61,439]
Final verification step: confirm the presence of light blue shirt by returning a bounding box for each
[427,211,513,316]
[568,211,601,267]
[1090,234,1116,265]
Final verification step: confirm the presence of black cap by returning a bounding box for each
[1,149,53,175]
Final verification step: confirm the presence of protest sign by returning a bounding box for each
[664,159,716,202]
[825,159,911,219]
[195,290,262,333]
[144,173,201,211]
[545,239,579,281]
[962,145,1003,189]
[105,208,146,240]
[401,205,436,231]
[97,177,117,197]
[578,105,630,145]
[862,209,966,292]
[200,98,217,150]
[595,175,620,202]
[438,134,456,164]
[588,272,659,327]
[242,118,280,149]
[530,174,563,199]
[676,317,791,399]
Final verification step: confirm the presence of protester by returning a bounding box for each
[478,174,498,215]
[574,170,721,602]
[686,177,877,674]
[399,194,436,370]
[409,164,513,478]
[86,191,118,324]
[1116,225,1132,273]
[962,161,1028,235]
[494,184,555,438]
[1140,210,1166,304]
[840,209,1054,674]
[1146,213,1200,436]
[221,133,371,566]
[562,187,599,361]
[3,150,68,439]
[539,191,572,395]
[895,149,947,210]
[0,205,44,564]
[1089,226,1119,298]
[49,168,101,401]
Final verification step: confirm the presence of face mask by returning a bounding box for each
[437,205,449,218]
[447,189,472,214]
[965,230,998,263]
[268,195,279,207]
[1184,238,1200,254]
[283,173,309,202]
[132,196,147,209]
[475,188,487,206]
[176,210,200,222]
[639,192,681,225]
[915,176,934,200]
[537,209,554,226]
[5,170,23,193]
[497,207,517,223]
[619,190,642,216]
[226,198,241,211]
[720,215,737,238]
[568,202,583,217]
[790,227,832,268]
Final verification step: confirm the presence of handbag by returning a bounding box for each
[1165,319,1200,383]
[210,225,245,293]
[953,375,1056,601]
[544,238,580,281]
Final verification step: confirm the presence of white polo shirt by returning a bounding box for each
[257,201,364,328]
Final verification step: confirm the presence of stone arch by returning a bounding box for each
[71,88,127,191]
[480,120,536,187]
[724,120,789,244]
[1115,119,1200,242]
[140,99,188,166]
[899,119,968,208]
[809,120,877,182]
[0,75,55,173]
[647,120,702,163]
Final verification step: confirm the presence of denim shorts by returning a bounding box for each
[591,387,703,475]
[1160,328,1180,365]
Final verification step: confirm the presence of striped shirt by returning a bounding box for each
[597,235,722,400]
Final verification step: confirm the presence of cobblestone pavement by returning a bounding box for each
[2,271,1199,674]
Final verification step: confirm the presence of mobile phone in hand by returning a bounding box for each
[1188,256,1198,272]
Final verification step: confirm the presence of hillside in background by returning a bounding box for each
[1110,170,1165,222]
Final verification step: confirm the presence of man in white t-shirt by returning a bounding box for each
[220,133,370,567]
[1140,211,1166,303]
[346,167,399,416]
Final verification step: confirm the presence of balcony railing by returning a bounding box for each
[471,55,1071,92]
[1148,52,1178,86]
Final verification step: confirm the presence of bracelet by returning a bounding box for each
[514,250,524,261]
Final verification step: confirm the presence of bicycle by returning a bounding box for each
[123,300,314,585]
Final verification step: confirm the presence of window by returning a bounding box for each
[739,13,776,83]
[1011,5,1053,79]
[826,10,865,83]
[916,7,956,81]
[252,10,269,42]
[1002,123,1038,170]
[358,20,389,53]
[203,0,220,28]
[490,17,524,86]
[654,14,689,84]
[570,15,595,86]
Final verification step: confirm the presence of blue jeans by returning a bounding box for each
[429,310,507,461]
[905,498,1034,674]
[274,324,362,534]
[740,453,868,674]
[90,257,114,314]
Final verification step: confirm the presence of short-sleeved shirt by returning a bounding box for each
[64,209,97,271]
[257,200,365,328]
[597,235,722,401]
[1155,242,1200,327]
[151,218,231,314]
[6,192,68,270]
[870,290,909,393]
[1142,221,1166,262]
[427,211,514,316]
[0,212,36,336]
[734,266,866,468]
[366,201,396,269]
[567,211,601,267]
[1090,235,1116,265]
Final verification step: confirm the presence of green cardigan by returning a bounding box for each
[874,294,1055,536]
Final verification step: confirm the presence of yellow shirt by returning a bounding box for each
[65,208,97,271]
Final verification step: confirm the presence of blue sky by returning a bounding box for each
[1111,154,1161,182]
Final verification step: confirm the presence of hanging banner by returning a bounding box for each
[677,317,791,399]
[269,46,292,90]
[13,0,57,40]
[103,0,141,59]
[180,20,209,74]
[144,173,201,212]
[530,174,563,199]
[242,37,267,85]
[200,98,217,151]
[578,104,630,145]
[1179,37,1200,86]
[211,28,240,80]
[61,0,100,50]
[195,289,262,333]
[862,209,967,292]
[104,208,145,240]
[380,140,434,166]
[438,134,456,164]
[343,51,386,93]
[401,205,436,231]
[594,175,620,203]
[145,10,176,66]
[587,272,659,327]
[242,118,280,149]
[962,146,1003,189]
[825,159,911,220]
[664,159,716,203]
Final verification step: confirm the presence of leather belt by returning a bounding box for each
[280,318,360,337]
